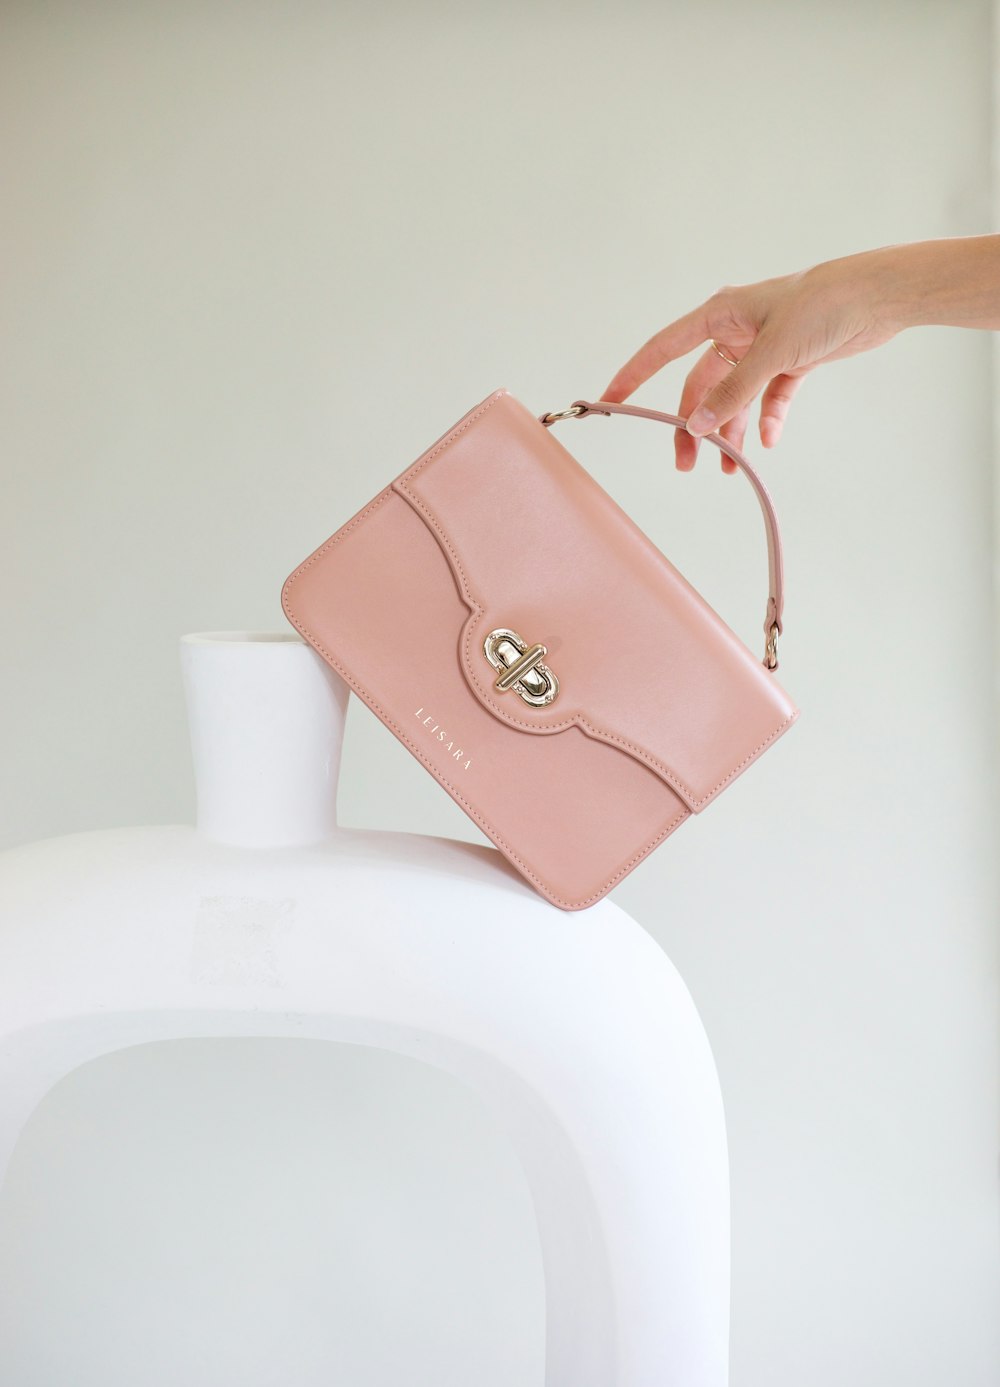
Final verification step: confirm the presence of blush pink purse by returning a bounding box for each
[280,386,799,910]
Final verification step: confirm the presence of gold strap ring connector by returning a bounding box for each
[539,403,590,424]
[764,621,779,671]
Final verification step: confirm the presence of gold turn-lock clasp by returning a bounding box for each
[483,628,560,707]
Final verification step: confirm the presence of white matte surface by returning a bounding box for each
[0,633,731,1386]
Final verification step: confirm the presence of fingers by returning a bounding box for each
[717,403,750,473]
[599,302,713,404]
[673,346,744,474]
[673,346,726,472]
[685,328,787,437]
[673,349,712,471]
[598,289,801,464]
[758,371,808,447]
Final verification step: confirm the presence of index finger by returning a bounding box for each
[598,301,713,404]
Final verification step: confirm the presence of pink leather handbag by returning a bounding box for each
[280,386,799,910]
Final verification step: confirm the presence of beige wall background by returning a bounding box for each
[1,2,998,1384]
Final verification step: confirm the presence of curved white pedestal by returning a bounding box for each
[0,633,731,1386]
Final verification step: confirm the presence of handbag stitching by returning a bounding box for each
[281,488,690,908]
[393,397,795,810]
[281,388,795,904]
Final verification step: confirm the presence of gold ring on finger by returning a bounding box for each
[710,339,741,367]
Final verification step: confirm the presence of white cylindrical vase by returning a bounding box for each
[180,630,350,849]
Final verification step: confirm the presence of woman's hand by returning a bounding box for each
[598,250,908,473]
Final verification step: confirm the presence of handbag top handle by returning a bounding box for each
[540,399,786,671]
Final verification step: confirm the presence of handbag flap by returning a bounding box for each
[391,388,798,814]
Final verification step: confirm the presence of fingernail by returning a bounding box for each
[686,408,716,437]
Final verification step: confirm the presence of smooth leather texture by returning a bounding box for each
[540,398,786,648]
[281,386,800,911]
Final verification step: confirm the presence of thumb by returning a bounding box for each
[686,332,785,438]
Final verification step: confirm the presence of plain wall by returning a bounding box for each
[1,3,998,1384]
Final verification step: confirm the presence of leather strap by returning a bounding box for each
[539,398,784,671]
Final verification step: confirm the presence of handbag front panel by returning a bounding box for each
[281,481,690,911]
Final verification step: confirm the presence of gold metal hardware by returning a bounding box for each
[483,628,559,706]
[495,642,547,691]
[539,403,589,424]
[764,621,779,671]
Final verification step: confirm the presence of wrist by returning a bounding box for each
[805,243,922,334]
[840,235,1000,333]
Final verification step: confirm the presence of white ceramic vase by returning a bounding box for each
[0,630,732,1386]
